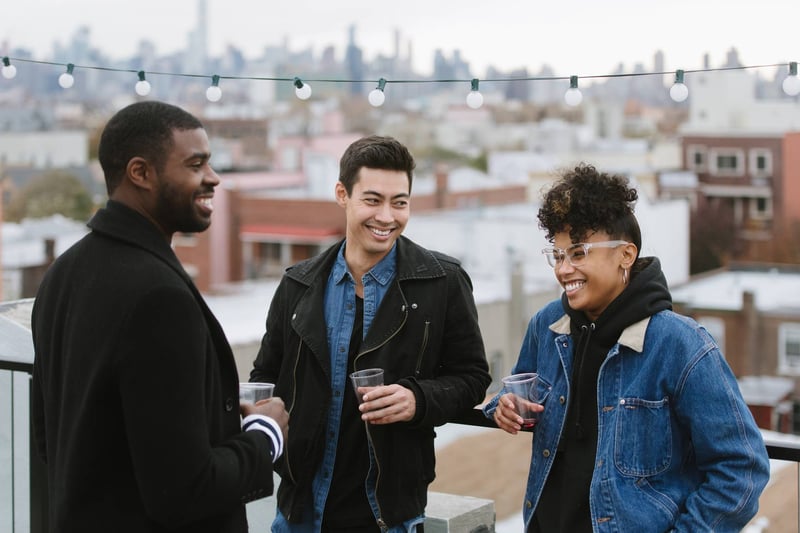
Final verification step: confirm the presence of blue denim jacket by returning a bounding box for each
[484,299,769,533]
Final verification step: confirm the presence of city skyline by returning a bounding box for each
[2,0,798,78]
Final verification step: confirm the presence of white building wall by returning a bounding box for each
[683,69,800,134]
[0,130,88,168]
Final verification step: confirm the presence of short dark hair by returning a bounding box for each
[98,101,203,195]
[537,163,642,254]
[338,135,416,195]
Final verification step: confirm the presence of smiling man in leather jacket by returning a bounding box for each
[250,135,491,533]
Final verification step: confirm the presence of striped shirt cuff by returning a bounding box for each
[242,414,284,462]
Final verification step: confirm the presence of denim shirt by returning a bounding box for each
[283,242,421,533]
[484,299,769,533]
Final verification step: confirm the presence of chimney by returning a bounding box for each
[45,238,56,266]
[434,164,448,209]
[742,290,759,375]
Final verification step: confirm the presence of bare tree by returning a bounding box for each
[5,170,94,222]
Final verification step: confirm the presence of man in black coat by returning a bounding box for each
[251,136,490,532]
[31,100,289,532]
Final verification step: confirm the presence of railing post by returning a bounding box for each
[28,376,48,533]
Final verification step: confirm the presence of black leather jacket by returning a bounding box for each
[251,236,490,528]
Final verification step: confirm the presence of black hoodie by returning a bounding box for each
[531,257,672,533]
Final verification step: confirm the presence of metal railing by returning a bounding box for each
[3,294,800,532]
[0,364,47,533]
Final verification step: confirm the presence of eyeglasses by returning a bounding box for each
[541,240,630,268]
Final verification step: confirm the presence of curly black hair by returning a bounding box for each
[537,163,641,252]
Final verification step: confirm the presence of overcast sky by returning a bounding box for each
[2,0,798,77]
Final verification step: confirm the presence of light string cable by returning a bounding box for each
[1,56,796,103]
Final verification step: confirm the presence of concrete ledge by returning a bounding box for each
[246,486,496,532]
[425,491,495,533]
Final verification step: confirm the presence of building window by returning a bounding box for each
[749,196,773,220]
[686,144,706,172]
[749,149,772,177]
[699,316,725,356]
[255,242,283,277]
[708,148,745,176]
[778,323,800,375]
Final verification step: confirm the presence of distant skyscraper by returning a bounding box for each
[185,0,209,73]
[654,50,664,74]
[345,25,364,95]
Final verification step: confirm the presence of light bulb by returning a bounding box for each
[564,88,582,106]
[135,71,151,96]
[58,63,75,89]
[668,69,689,102]
[368,77,387,107]
[466,90,483,109]
[295,82,312,100]
[206,75,222,102]
[669,82,689,102]
[783,75,800,96]
[1,57,16,79]
[564,75,582,107]
[135,80,151,96]
[293,77,312,100]
[206,85,222,102]
[58,72,74,89]
[368,88,385,107]
[782,63,800,98]
[466,78,483,109]
[783,62,800,96]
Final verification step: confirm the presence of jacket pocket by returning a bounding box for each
[614,396,672,476]
[533,375,553,405]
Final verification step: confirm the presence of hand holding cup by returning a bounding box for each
[349,368,384,404]
[496,372,543,433]
[239,382,275,405]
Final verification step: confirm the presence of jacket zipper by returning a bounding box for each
[414,320,430,377]
[284,341,303,491]
[353,304,408,532]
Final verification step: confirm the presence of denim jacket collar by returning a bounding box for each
[330,241,397,287]
[549,314,650,353]
[288,235,445,287]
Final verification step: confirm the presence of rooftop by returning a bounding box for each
[671,267,800,314]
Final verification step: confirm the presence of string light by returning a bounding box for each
[293,77,312,100]
[135,70,151,96]
[564,75,582,106]
[466,78,484,109]
[206,74,222,102]
[58,63,75,89]
[2,56,17,79]
[0,56,795,106]
[669,69,689,102]
[368,78,387,107]
[782,62,800,97]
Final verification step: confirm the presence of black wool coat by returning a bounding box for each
[31,200,275,532]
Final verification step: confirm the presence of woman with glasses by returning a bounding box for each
[483,164,768,532]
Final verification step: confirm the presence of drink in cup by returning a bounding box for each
[239,382,275,405]
[501,372,540,429]
[349,368,384,403]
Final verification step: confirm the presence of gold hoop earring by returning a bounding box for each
[622,268,629,285]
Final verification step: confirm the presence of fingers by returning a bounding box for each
[360,384,416,424]
[493,394,522,434]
